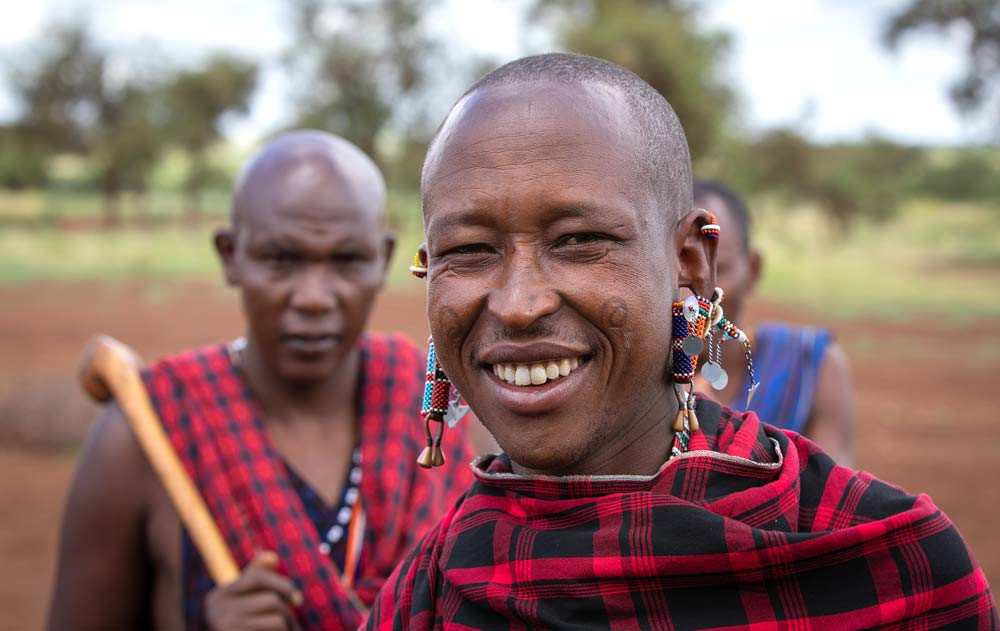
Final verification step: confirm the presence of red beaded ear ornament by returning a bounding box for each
[700,212,720,240]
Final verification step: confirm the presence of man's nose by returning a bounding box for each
[289,264,337,314]
[486,254,560,330]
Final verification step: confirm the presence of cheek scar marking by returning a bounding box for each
[602,298,628,330]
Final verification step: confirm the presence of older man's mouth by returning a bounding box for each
[490,356,588,386]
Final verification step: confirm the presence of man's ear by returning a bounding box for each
[381,233,397,278]
[418,243,428,269]
[746,247,763,294]
[674,208,718,298]
[213,227,240,286]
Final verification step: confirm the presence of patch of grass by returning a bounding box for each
[0,226,221,284]
[2,193,998,320]
[754,198,1000,319]
[0,189,231,224]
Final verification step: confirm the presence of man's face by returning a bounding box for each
[221,161,390,384]
[422,82,681,474]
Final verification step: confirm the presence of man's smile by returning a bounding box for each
[475,343,596,416]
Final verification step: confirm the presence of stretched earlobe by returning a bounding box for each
[675,208,718,297]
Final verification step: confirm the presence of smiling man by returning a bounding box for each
[48,131,473,631]
[364,54,997,630]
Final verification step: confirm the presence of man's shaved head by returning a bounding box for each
[232,129,386,230]
[215,129,394,385]
[424,52,693,223]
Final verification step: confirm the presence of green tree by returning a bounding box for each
[284,0,440,166]
[884,0,1000,134]
[0,125,48,189]
[7,21,164,225]
[742,128,924,234]
[162,55,258,221]
[531,0,734,163]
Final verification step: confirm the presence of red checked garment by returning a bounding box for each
[366,398,998,630]
[141,333,475,630]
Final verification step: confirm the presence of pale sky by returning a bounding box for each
[0,0,978,146]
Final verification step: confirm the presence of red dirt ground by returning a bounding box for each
[2,281,999,629]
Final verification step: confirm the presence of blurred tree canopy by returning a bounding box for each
[8,22,163,224]
[735,128,926,233]
[1,1,997,233]
[284,0,439,171]
[162,55,258,220]
[531,0,734,163]
[884,0,1000,136]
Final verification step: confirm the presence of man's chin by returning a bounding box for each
[494,427,592,476]
[276,357,340,385]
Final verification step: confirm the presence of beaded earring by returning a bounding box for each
[671,287,760,442]
[700,212,721,240]
[417,340,450,468]
[411,251,468,468]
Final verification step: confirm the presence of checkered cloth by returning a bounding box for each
[365,398,997,630]
[142,333,475,630]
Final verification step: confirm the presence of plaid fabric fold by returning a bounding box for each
[142,333,475,630]
[366,399,997,630]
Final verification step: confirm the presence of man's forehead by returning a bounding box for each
[236,158,382,229]
[425,80,638,182]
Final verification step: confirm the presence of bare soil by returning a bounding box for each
[2,281,998,629]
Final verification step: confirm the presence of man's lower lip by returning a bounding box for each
[284,336,338,353]
[480,362,588,415]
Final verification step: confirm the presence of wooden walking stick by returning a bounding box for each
[79,334,240,585]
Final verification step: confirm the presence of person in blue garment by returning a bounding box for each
[692,178,856,465]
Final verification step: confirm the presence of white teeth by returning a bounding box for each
[492,357,586,387]
[514,366,531,386]
[530,365,547,385]
[545,362,560,380]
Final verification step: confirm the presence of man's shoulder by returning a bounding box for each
[140,343,232,397]
[361,332,424,365]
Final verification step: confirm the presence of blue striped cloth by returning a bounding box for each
[733,323,833,434]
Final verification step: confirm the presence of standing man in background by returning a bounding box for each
[48,130,474,630]
[692,179,855,464]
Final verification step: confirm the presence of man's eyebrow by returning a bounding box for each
[428,203,623,233]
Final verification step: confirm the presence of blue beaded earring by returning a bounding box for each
[411,253,468,468]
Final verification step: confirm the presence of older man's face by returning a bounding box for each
[422,81,681,474]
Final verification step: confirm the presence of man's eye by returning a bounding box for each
[443,243,493,256]
[271,251,300,264]
[332,252,361,264]
[561,233,606,246]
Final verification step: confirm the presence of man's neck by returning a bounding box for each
[238,340,360,426]
[511,389,679,477]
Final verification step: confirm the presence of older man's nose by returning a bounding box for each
[290,265,337,314]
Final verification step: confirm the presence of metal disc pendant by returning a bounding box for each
[682,336,704,356]
[711,368,729,390]
[701,360,721,382]
[683,295,700,322]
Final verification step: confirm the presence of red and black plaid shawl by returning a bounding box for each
[142,333,475,630]
[366,398,997,630]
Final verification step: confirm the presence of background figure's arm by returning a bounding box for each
[47,404,152,631]
[806,342,856,467]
